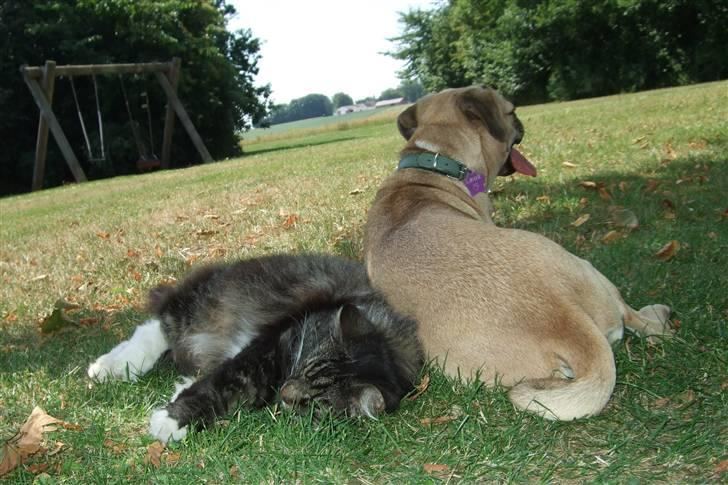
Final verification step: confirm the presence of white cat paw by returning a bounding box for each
[87,343,140,382]
[149,409,187,443]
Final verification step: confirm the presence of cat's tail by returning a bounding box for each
[507,331,616,421]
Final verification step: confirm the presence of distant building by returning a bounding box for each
[374,97,406,108]
[334,104,373,116]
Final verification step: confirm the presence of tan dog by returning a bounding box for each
[364,86,672,420]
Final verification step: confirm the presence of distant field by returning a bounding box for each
[1,81,726,482]
[242,105,405,140]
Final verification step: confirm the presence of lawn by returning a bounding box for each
[1,81,726,482]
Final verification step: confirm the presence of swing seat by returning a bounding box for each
[136,156,161,171]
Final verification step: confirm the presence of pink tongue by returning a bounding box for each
[510,148,537,177]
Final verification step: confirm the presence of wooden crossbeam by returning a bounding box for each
[22,62,172,79]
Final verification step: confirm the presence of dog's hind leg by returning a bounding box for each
[622,304,673,343]
[87,318,169,382]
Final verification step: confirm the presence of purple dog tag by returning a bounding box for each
[463,170,486,196]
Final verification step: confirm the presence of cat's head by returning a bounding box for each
[280,304,410,419]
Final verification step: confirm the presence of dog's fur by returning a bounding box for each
[364,86,672,420]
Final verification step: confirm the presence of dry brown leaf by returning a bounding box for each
[230,464,240,478]
[282,214,300,229]
[165,451,181,465]
[601,230,622,244]
[96,231,110,240]
[424,463,450,474]
[611,209,639,229]
[26,462,49,474]
[655,240,680,261]
[126,249,140,258]
[579,181,598,190]
[407,373,430,401]
[571,214,591,227]
[618,181,629,192]
[644,179,660,192]
[562,161,578,168]
[195,229,217,237]
[420,415,457,426]
[536,195,551,203]
[0,407,64,477]
[598,187,612,201]
[144,441,164,468]
[579,197,589,207]
[714,459,728,476]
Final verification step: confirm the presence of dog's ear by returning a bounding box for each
[456,87,507,142]
[397,104,418,140]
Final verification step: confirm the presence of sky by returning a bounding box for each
[227,0,438,105]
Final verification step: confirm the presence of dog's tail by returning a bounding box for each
[507,333,616,421]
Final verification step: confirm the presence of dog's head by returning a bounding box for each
[397,86,535,182]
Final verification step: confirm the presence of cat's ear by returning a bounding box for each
[335,304,372,342]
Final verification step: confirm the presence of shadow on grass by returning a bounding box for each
[243,135,368,156]
[3,146,725,384]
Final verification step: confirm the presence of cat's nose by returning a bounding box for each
[280,381,309,407]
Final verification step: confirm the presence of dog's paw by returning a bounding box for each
[638,304,673,342]
[149,409,187,443]
[87,342,140,382]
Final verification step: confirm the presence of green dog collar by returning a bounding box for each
[398,153,468,180]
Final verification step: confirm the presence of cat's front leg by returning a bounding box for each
[148,340,278,443]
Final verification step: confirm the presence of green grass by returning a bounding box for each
[1,81,727,482]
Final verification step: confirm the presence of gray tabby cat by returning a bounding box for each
[87,254,423,443]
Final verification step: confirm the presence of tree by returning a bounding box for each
[266,94,333,124]
[389,0,728,105]
[0,0,271,195]
[378,88,404,100]
[399,79,426,102]
[332,92,354,109]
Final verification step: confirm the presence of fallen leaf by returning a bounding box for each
[349,188,364,195]
[661,199,675,209]
[536,195,551,203]
[421,415,457,426]
[601,230,622,244]
[579,197,589,207]
[611,209,639,229]
[0,407,64,478]
[230,464,240,478]
[26,463,49,474]
[579,181,598,190]
[707,232,717,240]
[96,231,110,240]
[31,274,49,282]
[571,214,591,227]
[598,187,612,201]
[676,389,696,404]
[131,270,142,282]
[155,246,164,258]
[195,229,217,237]
[424,463,450,474]
[644,180,660,192]
[562,161,578,168]
[618,181,629,192]
[126,249,140,258]
[282,214,299,229]
[655,240,680,261]
[165,451,181,465]
[632,136,646,144]
[407,373,430,401]
[144,441,164,469]
[714,459,728,476]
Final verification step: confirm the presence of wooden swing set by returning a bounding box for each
[20,57,213,191]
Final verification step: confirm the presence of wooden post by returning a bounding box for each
[155,70,213,164]
[160,57,181,169]
[31,60,57,191]
[21,67,88,183]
